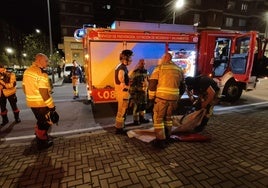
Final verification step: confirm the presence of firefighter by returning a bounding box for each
[22,53,57,149]
[0,65,21,126]
[70,60,83,99]
[114,49,133,134]
[185,75,220,132]
[148,52,184,148]
[129,59,150,125]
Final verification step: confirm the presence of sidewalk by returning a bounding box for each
[0,76,100,143]
[0,102,267,187]
[0,77,267,187]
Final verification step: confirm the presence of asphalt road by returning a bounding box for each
[1,77,267,143]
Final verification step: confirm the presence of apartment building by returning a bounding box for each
[56,0,268,63]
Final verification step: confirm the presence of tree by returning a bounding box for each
[23,32,50,64]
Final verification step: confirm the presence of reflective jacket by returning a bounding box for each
[148,61,183,101]
[129,68,149,94]
[0,71,16,97]
[22,64,54,108]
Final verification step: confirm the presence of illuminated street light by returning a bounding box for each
[173,0,184,24]
[35,29,41,34]
[5,47,14,55]
[5,47,14,66]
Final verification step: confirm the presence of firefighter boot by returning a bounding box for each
[36,136,53,150]
[1,115,9,126]
[165,127,175,144]
[139,113,150,124]
[139,116,150,124]
[14,111,21,123]
[152,139,168,149]
[35,125,53,150]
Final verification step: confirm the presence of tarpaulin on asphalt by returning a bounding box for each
[127,108,210,143]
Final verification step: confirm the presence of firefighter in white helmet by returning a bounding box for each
[114,49,133,134]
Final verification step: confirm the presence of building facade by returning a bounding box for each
[56,0,268,64]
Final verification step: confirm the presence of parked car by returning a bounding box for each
[14,68,26,81]
[63,63,73,83]
[6,67,15,72]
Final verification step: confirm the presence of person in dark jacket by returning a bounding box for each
[70,60,83,99]
[185,75,220,132]
[129,59,150,125]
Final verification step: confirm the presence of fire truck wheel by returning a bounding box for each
[223,80,242,103]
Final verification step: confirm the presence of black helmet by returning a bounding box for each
[120,49,133,60]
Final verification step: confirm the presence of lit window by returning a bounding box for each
[102,4,111,10]
[241,3,248,11]
[227,1,235,10]
[213,14,217,22]
[194,14,200,24]
[225,17,233,27]
[238,19,246,27]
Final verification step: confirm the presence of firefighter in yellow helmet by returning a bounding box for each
[0,65,21,126]
[22,53,58,149]
[148,52,184,148]
[114,49,133,134]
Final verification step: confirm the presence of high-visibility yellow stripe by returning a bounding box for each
[154,122,164,129]
[164,121,173,127]
[24,72,49,84]
[157,87,179,93]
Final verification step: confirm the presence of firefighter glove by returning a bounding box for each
[49,106,56,112]
[50,111,59,124]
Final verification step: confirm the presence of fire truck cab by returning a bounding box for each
[198,30,268,102]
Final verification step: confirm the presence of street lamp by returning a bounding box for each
[5,47,14,66]
[22,53,27,67]
[35,29,41,34]
[172,0,184,24]
[6,47,14,55]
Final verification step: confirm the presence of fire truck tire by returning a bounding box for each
[223,80,243,103]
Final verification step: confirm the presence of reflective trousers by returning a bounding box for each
[153,98,178,140]
[115,86,130,129]
[31,107,53,140]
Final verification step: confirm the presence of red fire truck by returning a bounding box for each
[79,23,268,104]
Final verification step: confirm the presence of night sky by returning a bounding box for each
[0,0,54,39]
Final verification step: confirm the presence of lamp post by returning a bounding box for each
[172,0,184,24]
[47,0,54,83]
[265,12,268,38]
